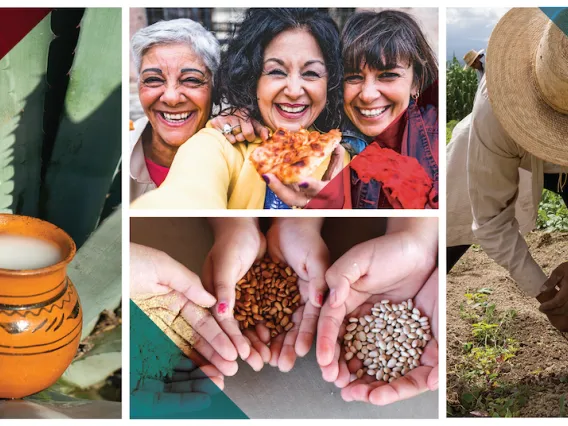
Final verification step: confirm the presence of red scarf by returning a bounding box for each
[373,109,408,208]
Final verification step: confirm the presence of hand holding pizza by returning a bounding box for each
[202,218,270,371]
[263,143,346,208]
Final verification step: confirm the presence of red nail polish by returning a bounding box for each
[317,293,324,306]
[218,302,228,314]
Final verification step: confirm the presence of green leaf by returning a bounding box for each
[42,8,122,247]
[0,14,52,214]
[461,392,476,405]
[62,325,121,389]
[68,207,121,339]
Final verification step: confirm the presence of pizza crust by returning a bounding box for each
[250,128,342,184]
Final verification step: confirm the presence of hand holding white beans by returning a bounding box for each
[316,218,438,405]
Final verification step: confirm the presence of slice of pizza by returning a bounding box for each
[350,143,433,209]
[250,128,342,184]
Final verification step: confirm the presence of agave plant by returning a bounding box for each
[0,8,122,414]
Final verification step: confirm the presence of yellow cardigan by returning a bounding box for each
[130,123,348,209]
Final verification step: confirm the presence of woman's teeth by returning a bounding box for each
[278,105,308,113]
[359,106,387,117]
[161,112,190,122]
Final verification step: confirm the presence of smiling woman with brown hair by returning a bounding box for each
[338,10,439,209]
[130,18,220,201]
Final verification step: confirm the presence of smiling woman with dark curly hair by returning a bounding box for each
[216,8,344,134]
[132,8,348,210]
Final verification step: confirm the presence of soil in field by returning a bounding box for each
[447,231,568,417]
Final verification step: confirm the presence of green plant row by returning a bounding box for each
[446,56,478,122]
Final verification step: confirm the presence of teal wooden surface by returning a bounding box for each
[0,15,52,215]
[42,8,122,247]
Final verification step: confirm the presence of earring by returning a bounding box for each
[412,91,420,100]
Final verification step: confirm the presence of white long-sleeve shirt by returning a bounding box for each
[447,77,568,297]
[130,117,157,202]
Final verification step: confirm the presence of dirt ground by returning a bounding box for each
[447,231,568,417]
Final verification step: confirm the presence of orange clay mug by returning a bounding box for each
[0,214,82,399]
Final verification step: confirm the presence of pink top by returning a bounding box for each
[144,157,170,187]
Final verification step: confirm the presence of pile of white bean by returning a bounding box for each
[343,299,431,383]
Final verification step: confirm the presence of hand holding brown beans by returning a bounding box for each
[202,218,269,371]
[202,218,328,373]
[255,218,329,372]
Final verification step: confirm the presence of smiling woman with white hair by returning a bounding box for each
[130,18,220,201]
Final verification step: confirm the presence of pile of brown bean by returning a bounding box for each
[234,255,301,337]
[343,299,431,383]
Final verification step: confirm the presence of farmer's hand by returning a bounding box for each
[261,218,329,371]
[316,218,438,405]
[262,145,346,209]
[210,109,269,143]
[539,262,568,315]
[130,243,239,376]
[202,218,269,370]
[537,262,568,331]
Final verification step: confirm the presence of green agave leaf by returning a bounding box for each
[27,389,79,403]
[68,207,121,339]
[62,325,121,389]
[42,8,122,248]
[0,14,52,215]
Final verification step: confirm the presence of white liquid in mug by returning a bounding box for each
[0,235,62,270]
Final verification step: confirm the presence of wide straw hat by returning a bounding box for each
[486,8,568,166]
[462,49,484,70]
